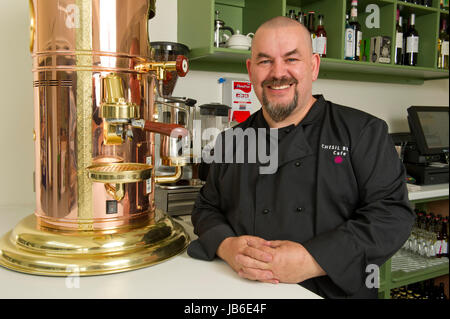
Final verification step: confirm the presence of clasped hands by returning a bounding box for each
[216,235,325,284]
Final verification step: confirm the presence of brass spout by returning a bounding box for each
[105,183,125,201]
[135,55,189,81]
[155,166,183,184]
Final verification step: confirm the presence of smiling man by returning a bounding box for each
[249,17,318,129]
[187,17,415,298]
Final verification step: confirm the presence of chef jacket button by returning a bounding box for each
[296,207,303,213]
[295,161,301,167]
[262,208,270,214]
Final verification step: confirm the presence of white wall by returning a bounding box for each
[0,0,34,207]
[0,0,448,206]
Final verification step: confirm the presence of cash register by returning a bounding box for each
[404,106,449,185]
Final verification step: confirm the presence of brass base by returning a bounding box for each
[0,210,189,276]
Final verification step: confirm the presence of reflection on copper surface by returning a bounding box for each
[0,0,190,278]
[32,0,156,230]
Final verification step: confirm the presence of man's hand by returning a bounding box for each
[247,240,326,284]
[216,236,279,284]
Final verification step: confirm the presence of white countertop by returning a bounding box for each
[0,206,321,299]
[407,183,449,201]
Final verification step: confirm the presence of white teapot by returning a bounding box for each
[224,30,254,50]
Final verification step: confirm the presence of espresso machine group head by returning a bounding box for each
[0,0,191,276]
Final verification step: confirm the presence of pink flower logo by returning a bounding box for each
[334,156,343,164]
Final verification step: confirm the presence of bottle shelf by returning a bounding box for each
[391,254,449,286]
[380,254,449,293]
[178,0,449,84]
[189,52,448,83]
[378,183,449,299]
[397,1,439,13]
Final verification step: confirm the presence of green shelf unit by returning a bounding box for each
[410,195,450,204]
[286,0,347,60]
[397,2,440,68]
[378,190,449,299]
[390,261,449,288]
[178,0,449,84]
[379,258,449,299]
[319,57,449,84]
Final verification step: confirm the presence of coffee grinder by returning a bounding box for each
[151,42,204,216]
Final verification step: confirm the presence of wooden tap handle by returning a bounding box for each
[143,121,188,138]
[176,55,189,77]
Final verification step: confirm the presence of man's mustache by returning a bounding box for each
[261,77,298,88]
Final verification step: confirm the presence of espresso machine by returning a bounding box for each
[151,42,204,216]
[0,0,192,276]
[155,102,232,216]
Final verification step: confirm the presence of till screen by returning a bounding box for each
[417,111,449,149]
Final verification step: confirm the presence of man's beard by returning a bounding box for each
[261,77,299,123]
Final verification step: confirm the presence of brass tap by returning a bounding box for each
[135,55,189,81]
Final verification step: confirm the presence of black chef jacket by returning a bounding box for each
[187,95,415,299]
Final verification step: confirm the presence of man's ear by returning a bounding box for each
[246,58,252,81]
[311,54,321,82]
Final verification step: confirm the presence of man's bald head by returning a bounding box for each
[246,15,321,127]
[251,16,313,56]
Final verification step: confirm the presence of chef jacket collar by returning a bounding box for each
[255,95,326,170]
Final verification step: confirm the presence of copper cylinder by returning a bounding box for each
[31,0,156,230]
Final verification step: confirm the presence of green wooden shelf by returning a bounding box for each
[390,261,449,288]
[179,0,449,84]
[378,184,449,299]
[379,256,449,298]
[189,50,448,83]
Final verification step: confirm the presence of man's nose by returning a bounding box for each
[269,58,289,79]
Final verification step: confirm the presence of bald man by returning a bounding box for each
[188,17,414,299]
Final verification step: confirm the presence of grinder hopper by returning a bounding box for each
[151,42,190,97]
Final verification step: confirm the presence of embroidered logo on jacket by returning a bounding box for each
[321,144,350,164]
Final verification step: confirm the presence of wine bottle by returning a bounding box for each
[315,15,327,58]
[438,19,449,69]
[395,11,404,65]
[308,11,317,54]
[288,9,296,20]
[405,13,419,66]
[297,11,305,25]
[344,13,355,60]
[349,0,362,61]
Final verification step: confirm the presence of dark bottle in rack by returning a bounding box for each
[437,283,448,299]
[438,18,449,69]
[395,10,404,65]
[344,13,354,60]
[315,15,327,57]
[307,11,317,54]
[438,217,448,258]
[349,0,362,61]
[297,11,306,25]
[405,13,419,66]
[288,9,296,20]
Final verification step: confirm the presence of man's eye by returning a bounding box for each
[258,60,271,65]
[287,58,298,63]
